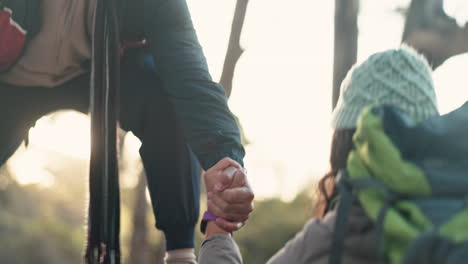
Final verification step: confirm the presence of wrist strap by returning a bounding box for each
[200,211,217,234]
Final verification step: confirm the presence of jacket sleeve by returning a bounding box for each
[142,0,245,170]
[199,235,243,264]
[266,219,333,264]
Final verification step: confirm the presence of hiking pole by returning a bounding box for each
[85,0,121,263]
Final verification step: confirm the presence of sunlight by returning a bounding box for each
[8,145,55,187]
[29,111,91,160]
[445,0,468,24]
[6,0,468,200]
[8,111,90,186]
[434,54,468,114]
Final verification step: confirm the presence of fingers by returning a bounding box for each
[204,159,253,233]
[215,218,244,232]
[219,186,255,203]
[229,169,247,189]
[205,158,243,192]
[214,166,238,192]
[208,199,250,222]
[208,192,254,215]
[206,157,241,174]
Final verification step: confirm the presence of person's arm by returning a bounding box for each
[199,219,331,264]
[143,0,245,170]
[199,222,243,264]
[266,219,332,264]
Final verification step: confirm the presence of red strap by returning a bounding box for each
[0,9,27,72]
[119,39,148,56]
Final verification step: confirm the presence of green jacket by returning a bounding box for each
[0,0,245,169]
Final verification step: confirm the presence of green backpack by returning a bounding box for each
[330,103,468,264]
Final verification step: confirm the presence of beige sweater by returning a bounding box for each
[0,0,96,88]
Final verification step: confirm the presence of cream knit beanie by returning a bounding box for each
[332,46,439,129]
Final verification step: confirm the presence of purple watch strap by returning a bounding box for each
[203,210,217,221]
[200,211,217,234]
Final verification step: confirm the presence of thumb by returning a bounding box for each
[215,166,238,192]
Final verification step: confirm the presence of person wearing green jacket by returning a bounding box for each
[0,0,254,263]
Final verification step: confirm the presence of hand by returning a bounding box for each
[204,157,242,193]
[204,158,255,232]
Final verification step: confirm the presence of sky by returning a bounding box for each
[6,0,468,201]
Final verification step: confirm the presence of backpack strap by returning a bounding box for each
[85,0,122,263]
[401,231,454,264]
[329,173,397,264]
[373,190,400,263]
[329,170,354,264]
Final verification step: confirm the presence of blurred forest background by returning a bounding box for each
[2,0,468,263]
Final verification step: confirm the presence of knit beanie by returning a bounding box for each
[332,46,439,129]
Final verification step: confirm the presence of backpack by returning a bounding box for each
[0,0,145,73]
[330,103,468,264]
[0,0,40,72]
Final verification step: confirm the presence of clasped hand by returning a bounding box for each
[204,158,254,232]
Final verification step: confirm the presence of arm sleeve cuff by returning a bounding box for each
[198,145,245,170]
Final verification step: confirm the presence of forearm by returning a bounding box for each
[144,0,245,170]
[205,221,231,238]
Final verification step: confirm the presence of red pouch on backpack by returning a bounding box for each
[0,7,27,72]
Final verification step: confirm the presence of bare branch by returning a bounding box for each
[220,0,249,98]
[403,0,468,69]
[219,0,250,145]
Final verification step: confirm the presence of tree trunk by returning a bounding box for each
[220,0,250,145]
[220,0,249,98]
[129,171,150,264]
[403,0,468,69]
[332,0,359,110]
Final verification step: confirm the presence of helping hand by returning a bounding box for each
[204,158,255,232]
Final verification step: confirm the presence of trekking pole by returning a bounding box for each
[85,0,121,263]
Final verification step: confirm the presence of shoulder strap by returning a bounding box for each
[329,171,354,264]
[85,0,122,263]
